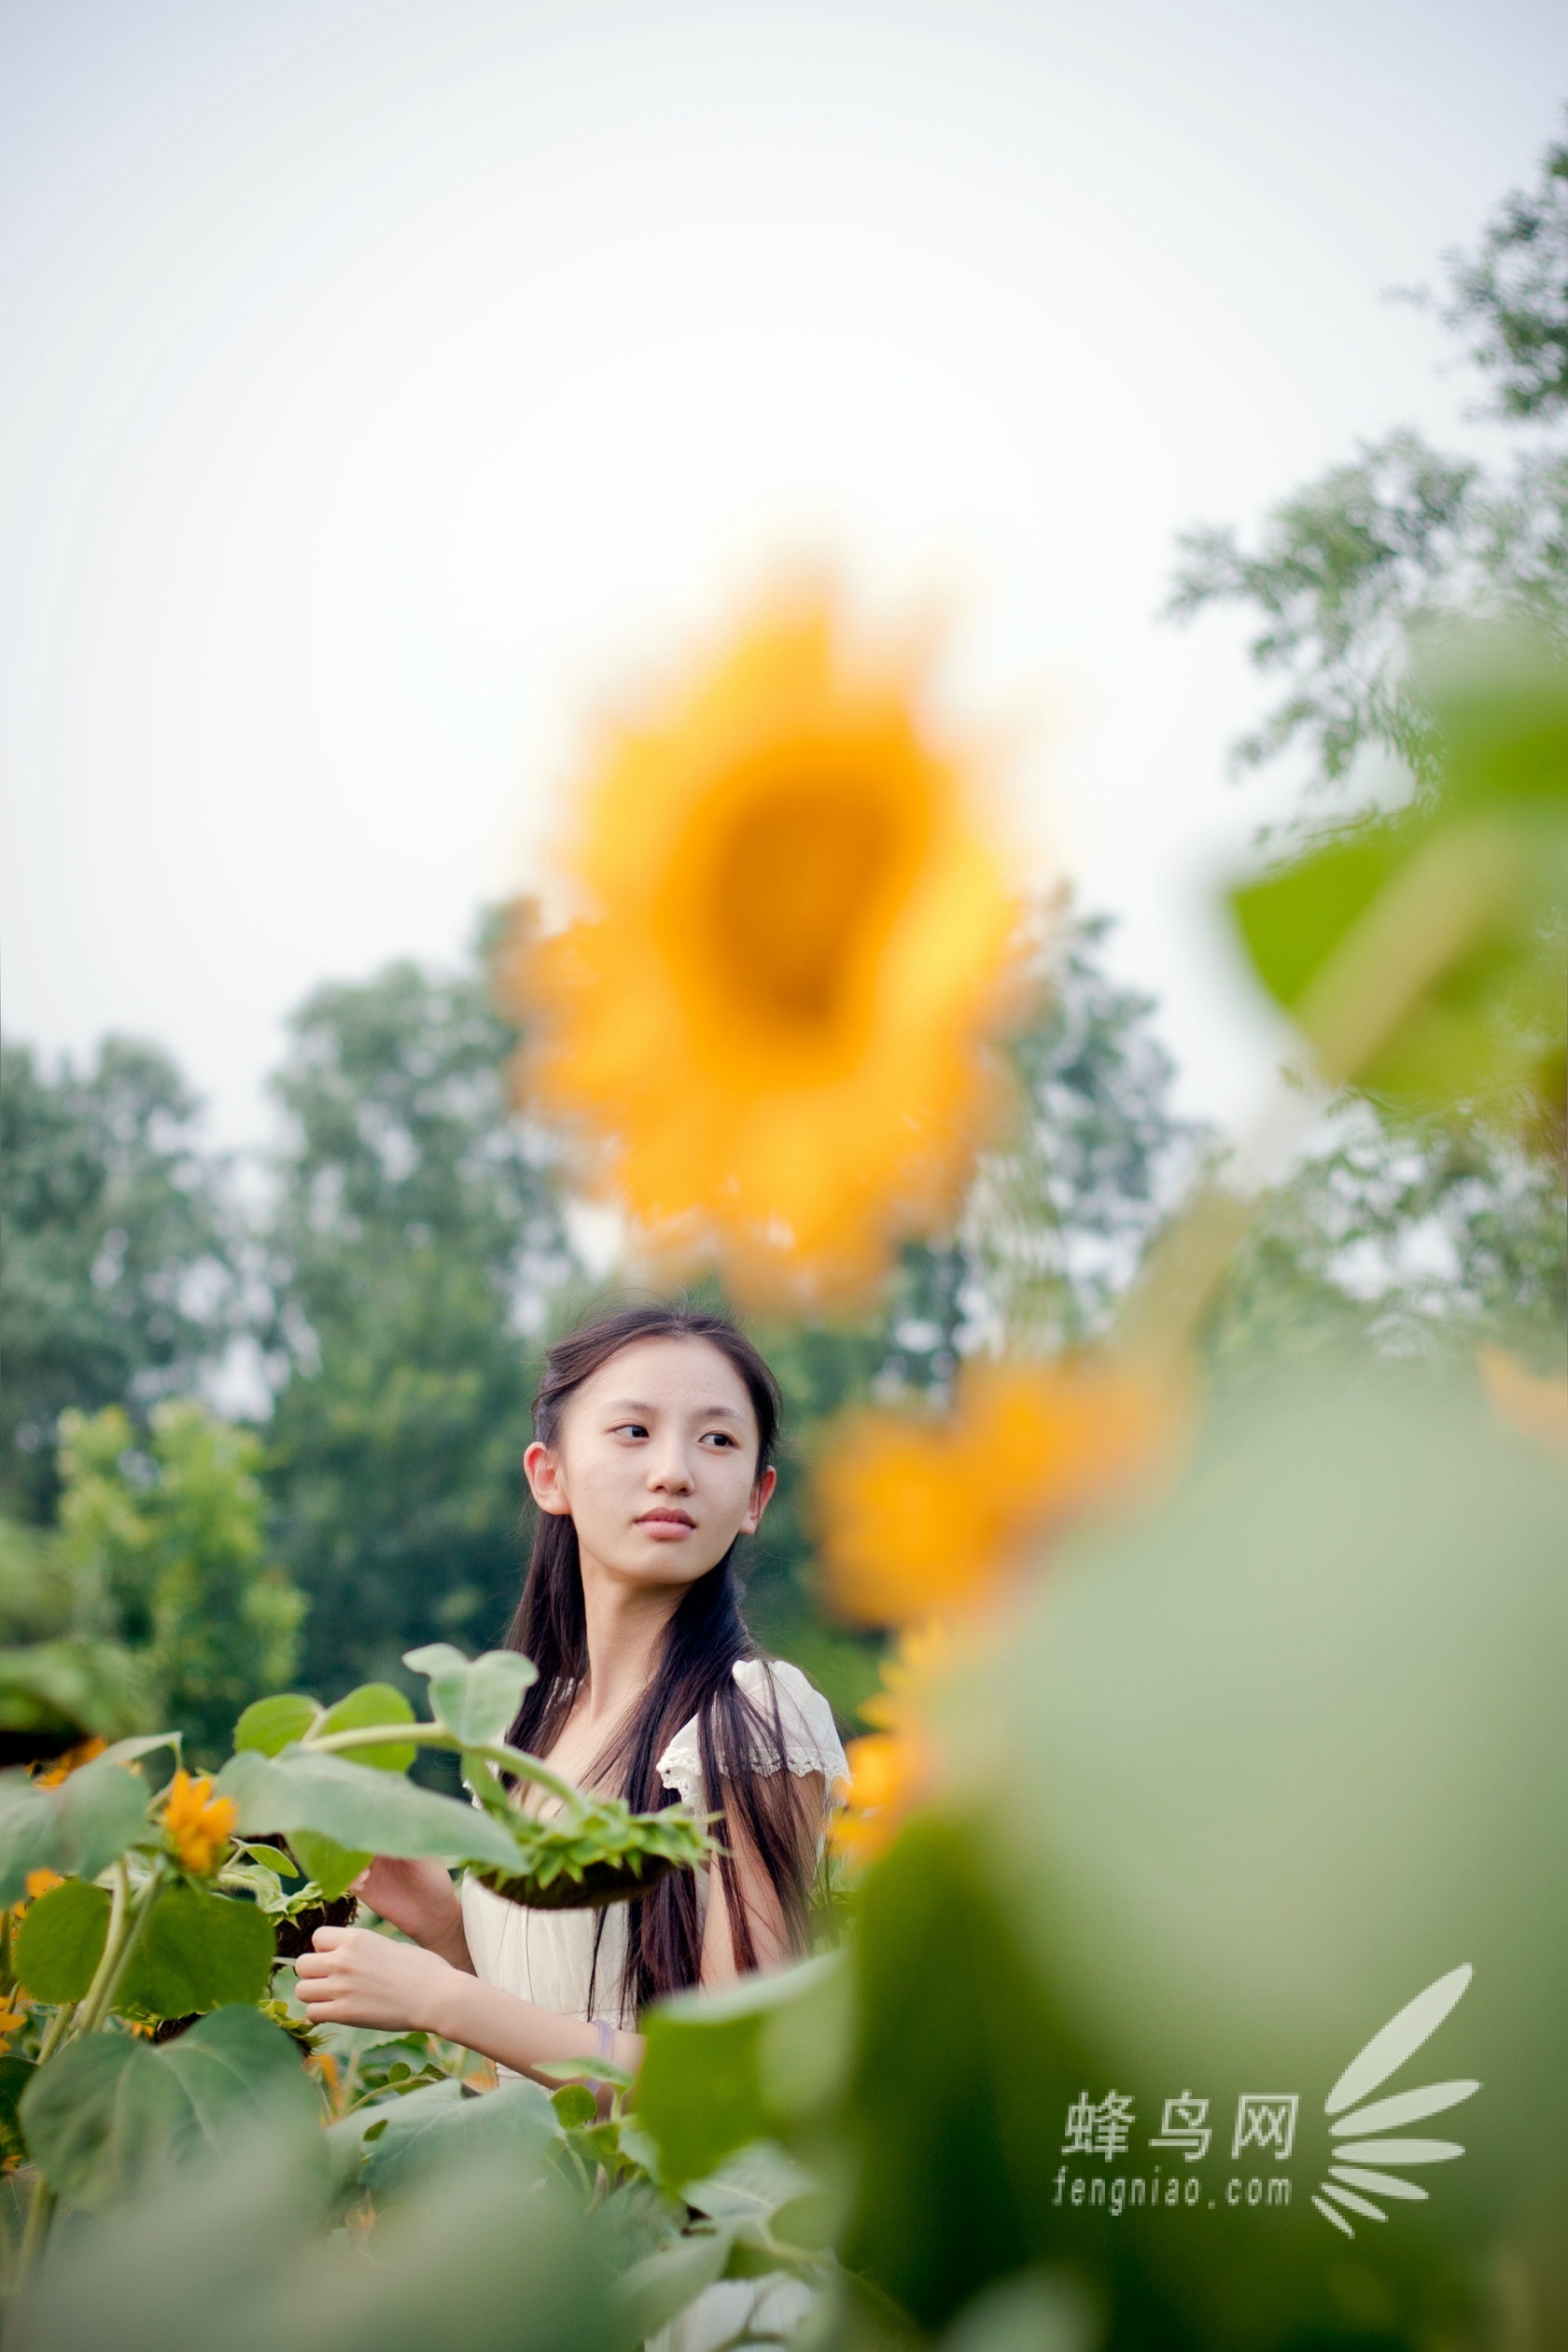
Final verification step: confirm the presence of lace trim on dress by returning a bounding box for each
[655,1658,849,1813]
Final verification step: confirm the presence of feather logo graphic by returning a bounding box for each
[1313,1965,1480,2238]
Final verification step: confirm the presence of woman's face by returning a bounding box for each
[524,1336,776,1591]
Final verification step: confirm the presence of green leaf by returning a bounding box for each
[0,1754,151,1907]
[1230,631,1568,1140]
[332,2077,561,2200]
[20,2035,186,2212]
[21,2005,315,2212]
[118,1882,276,2018]
[636,1952,850,2189]
[404,1643,537,1747]
[232,1694,319,1757]
[13,1877,111,2003]
[551,2082,597,2129]
[315,1683,417,1772]
[619,2230,733,2339]
[214,1746,523,1873]
[286,1828,371,1901]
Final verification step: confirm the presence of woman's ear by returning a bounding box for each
[739,1463,777,1535]
[524,1440,572,1517]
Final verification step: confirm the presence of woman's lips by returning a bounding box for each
[637,1511,695,1537]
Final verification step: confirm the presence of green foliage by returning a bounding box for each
[0,1037,238,1523]
[1436,111,1568,422]
[334,2075,561,2201]
[637,1951,850,2187]
[18,2006,317,2215]
[260,944,573,1692]
[13,1880,111,2004]
[0,1746,160,1906]
[315,1683,417,1772]
[118,1883,276,2019]
[53,1401,305,1765]
[1230,630,1568,1143]
[403,1640,537,1746]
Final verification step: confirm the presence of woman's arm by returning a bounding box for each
[294,1925,643,2080]
[700,1770,823,1987]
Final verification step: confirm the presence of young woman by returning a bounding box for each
[294,1303,847,2079]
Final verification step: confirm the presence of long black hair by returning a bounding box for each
[505,1301,814,2016]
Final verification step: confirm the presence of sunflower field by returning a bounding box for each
[0,590,1562,2352]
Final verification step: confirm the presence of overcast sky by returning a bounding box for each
[4,0,1564,1151]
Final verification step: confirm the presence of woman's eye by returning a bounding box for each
[701,1431,736,1449]
[610,1422,649,1440]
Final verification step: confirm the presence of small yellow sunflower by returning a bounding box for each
[815,1355,1177,1627]
[498,589,1025,1304]
[160,1770,238,1880]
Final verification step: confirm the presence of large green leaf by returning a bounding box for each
[214,1747,522,1873]
[117,1883,276,2017]
[336,2077,561,2201]
[636,1952,850,2189]
[232,1694,319,1757]
[1230,632,1568,1139]
[404,1643,537,1747]
[13,1877,111,2003]
[287,1828,371,1902]
[21,2005,315,2212]
[924,1355,1568,2342]
[0,1754,152,1906]
[315,1684,416,1773]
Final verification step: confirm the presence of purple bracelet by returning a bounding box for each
[595,2017,613,2061]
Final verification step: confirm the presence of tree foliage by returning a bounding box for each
[259,946,573,1694]
[0,1039,238,1522]
[1438,111,1568,423]
[52,1401,304,1765]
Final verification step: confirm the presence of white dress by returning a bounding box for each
[459,1657,848,2036]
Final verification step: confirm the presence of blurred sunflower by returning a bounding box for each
[498,589,1024,1304]
[816,1355,1177,1627]
[832,1622,949,1867]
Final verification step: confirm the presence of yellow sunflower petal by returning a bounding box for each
[498,588,1027,1305]
[815,1356,1179,1626]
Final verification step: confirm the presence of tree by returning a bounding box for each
[1166,126,1568,1371]
[0,1039,239,1523]
[49,1400,304,1765]
[260,936,574,1697]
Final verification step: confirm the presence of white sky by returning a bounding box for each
[4,0,1564,1149]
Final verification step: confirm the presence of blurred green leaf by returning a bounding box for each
[13,1878,111,2004]
[1231,633,1568,1142]
[637,1952,849,2189]
[0,1756,151,1908]
[20,2006,312,2214]
[331,2077,561,2202]
[118,1883,276,2018]
[315,1684,416,1773]
[403,1643,536,1747]
[934,1353,1567,2342]
[232,1695,319,1757]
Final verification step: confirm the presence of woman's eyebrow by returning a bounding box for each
[602,1395,746,1421]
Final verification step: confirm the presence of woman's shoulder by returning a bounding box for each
[655,1656,849,1807]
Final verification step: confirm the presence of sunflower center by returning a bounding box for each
[705,779,903,1032]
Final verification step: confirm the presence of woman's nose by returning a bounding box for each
[647,1444,694,1491]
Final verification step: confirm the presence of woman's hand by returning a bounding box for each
[294,1925,463,2035]
[350,1857,472,1971]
